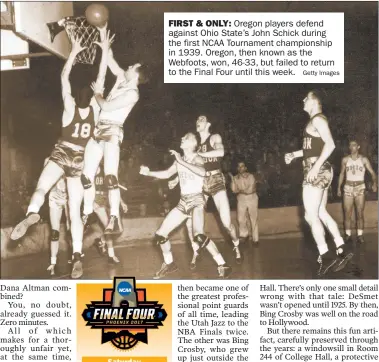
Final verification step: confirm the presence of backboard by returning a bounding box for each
[13,2,73,59]
[1,29,30,71]
[1,1,73,70]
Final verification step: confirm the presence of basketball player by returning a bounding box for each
[195,115,241,264]
[90,163,128,263]
[81,46,148,235]
[337,139,377,243]
[46,175,70,276]
[284,90,353,276]
[10,33,112,279]
[140,133,232,279]
[167,179,201,270]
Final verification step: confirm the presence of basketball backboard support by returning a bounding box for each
[13,2,73,59]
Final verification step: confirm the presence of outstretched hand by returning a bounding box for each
[71,35,87,55]
[284,152,295,165]
[140,165,150,176]
[93,30,115,51]
[90,81,104,96]
[169,149,182,162]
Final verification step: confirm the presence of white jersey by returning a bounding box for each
[346,156,365,182]
[176,157,204,195]
[99,82,139,125]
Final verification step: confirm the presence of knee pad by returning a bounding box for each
[154,234,168,245]
[51,230,60,241]
[81,174,92,190]
[194,234,210,249]
[105,174,118,190]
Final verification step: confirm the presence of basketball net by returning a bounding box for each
[63,16,100,65]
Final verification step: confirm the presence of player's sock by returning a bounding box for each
[345,230,352,236]
[160,240,173,264]
[232,239,240,247]
[109,189,121,218]
[27,189,45,215]
[191,241,200,253]
[108,247,115,258]
[213,253,226,266]
[27,204,40,215]
[72,240,82,255]
[357,229,363,236]
[83,186,95,216]
[334,236,345,248]
[50,241,59,265]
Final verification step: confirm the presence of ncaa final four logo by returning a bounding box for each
[82,277,167,350]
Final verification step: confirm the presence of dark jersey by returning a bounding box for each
[303,113,326,160]
[198,135,222,172]
[61,106,95,147]
[95,167,105,192]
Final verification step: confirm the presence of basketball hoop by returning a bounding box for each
[47,16,100,65]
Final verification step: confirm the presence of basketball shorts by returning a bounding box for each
[203,172,226,196]
[302,159,333,190]
[93,192,109,211]
[49,143,84,178]
[344,183,366,198]
[93,122,124,146]
[48,189,67,210]
[176,193,205,215]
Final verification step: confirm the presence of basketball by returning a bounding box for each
[85,4,109,28]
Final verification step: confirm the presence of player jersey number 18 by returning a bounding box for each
[71,122,92,139]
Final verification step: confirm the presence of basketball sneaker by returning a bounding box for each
[218,265,232,279]
[47,264,55,276]
[68,253,84,264]
[190,252,199,270]
[82,214,89,226]
[104,215,123,235]
[357,235,365,244]
[344,235,353,244]
[108,255,120,264]
[333,246,354,273]
[10,213,41,241]
[233,245,242,264]
[153,262,178,279]
[95,238,107,255]
[71,253,83,279]
[317,251,339,276]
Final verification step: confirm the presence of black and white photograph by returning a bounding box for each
[1,1,377,280]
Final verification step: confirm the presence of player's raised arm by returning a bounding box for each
[91,30,114,95]
[96,25,124,79]
[140,162,178,180]
[198,134,224,158]
[108,48,125,79]
[61,35,87,112]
